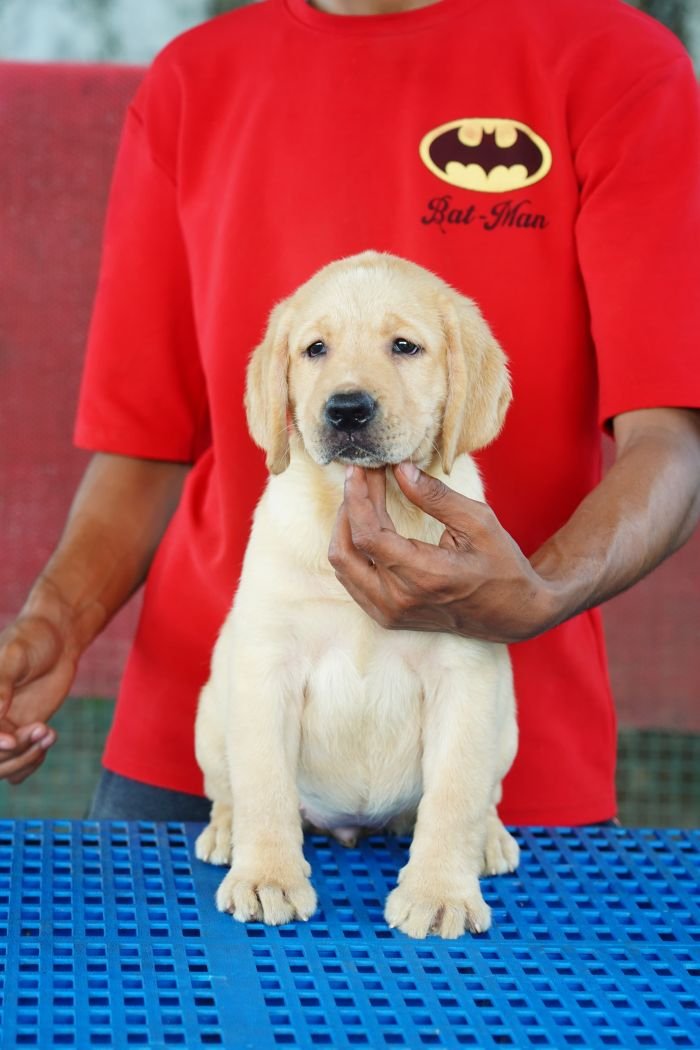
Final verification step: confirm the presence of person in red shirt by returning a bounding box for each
[0,0,699,824]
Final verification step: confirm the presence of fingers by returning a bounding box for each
[329,501,381,593]
[330,465,451,573]
[0,721,56,784]
[0,717,18,751]
[330,503,404,628]
[6,747,49,785]
[338,466,462,578]
[343,466,390,548]
[336,466,408,562]
[329,470,400,623]
[329,467,417,581]
[393,461,495,546]
[361,468,395,530]
[329,467,458,628]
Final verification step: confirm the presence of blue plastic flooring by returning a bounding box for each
[0,822,698,1049]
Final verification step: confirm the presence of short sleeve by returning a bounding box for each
[74,84,208,462]
[574,52,700,428]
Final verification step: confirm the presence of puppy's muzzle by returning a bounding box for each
[324,391,377,432]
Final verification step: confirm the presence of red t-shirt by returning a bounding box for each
[75,0,700,825]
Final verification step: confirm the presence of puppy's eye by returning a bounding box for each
[392,338,422,356]
[305,341,327,358]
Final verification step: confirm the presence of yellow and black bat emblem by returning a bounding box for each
[420,118,552,193]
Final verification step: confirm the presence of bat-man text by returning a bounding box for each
[421,195,549,234]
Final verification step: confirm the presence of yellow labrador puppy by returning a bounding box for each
[195,251,519,939]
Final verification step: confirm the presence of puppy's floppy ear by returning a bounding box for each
[438,291,512,473]
[245,300,293,475]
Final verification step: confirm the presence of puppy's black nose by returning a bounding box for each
[325,392,377,431]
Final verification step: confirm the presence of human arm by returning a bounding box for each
[328,407,700,643]
[0,452,189,783]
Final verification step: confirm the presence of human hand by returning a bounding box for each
[328,463,559,643]
[0,453,190,787]
[0,615,76,784]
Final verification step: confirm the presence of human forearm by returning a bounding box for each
[0,451,189,780]
[530,408,700,631]
[19,451,190,656]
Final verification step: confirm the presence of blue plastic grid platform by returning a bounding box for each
[0,823,698,1049]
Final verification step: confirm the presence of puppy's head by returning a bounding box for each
[245,251,511,475]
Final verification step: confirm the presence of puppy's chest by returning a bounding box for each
[298,626,426,827]
[302,623,424,722]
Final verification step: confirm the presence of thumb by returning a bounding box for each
[393,461,487,528]
[0,640,29,720]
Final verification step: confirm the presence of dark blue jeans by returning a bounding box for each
[87,769,211,821]
[88,769,618,826]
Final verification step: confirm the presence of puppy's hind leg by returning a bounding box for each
[195,681,234,866]
[481,785,519,877]
[196,796,234,866]
[482,701,519,876]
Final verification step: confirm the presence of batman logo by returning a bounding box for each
[419,118,552,193]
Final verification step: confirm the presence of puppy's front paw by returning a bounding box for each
[216,864,317,925]
[195,803,233,866]
[482,819,520,876]
[385,871,491,939]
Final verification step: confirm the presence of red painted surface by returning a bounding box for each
[0,61,697,727]
[0,62,144,697]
